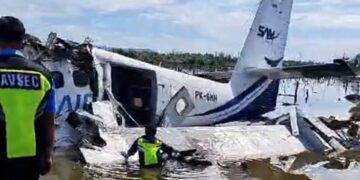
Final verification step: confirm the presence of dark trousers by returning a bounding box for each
[0,157,40,180]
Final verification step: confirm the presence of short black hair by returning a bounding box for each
[145,125,157,136]
[0,16,26,42]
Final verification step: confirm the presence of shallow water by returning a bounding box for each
[42,156,311,180]
[278,79,354,119]
[42,151,360,180]
[44,79,360,180]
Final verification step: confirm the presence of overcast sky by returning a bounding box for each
[1,0,360,62]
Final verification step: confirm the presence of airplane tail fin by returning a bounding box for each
[228,0,293,118]
[230,0,293,93]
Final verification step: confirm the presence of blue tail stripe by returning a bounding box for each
[194,77,268,116]
[216,80,280,123]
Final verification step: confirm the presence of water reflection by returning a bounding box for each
[41,151,360,180]
[86,161,228,180]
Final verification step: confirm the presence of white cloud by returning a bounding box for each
[0,0,175,20]
[140,0,360,60]
[139,12,172,22]
[142,0,254,48]
[1,0,360,61]
[292,0,360,30]
[294,13,360,29]
[78,0,175,12]
[115,33,223,54]
[286,37,360,62]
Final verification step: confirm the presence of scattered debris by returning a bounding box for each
[270,156,297,172]
[319,116,351,130]
[345,94,360,104]
[66,111,106,148]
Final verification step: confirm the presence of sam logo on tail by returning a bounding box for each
[257,25,279,40]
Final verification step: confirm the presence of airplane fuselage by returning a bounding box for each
[142,61,233,116]
[92,48,279,126]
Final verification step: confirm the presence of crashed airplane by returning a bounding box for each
[20,0,358,164]
[26,0,355,128]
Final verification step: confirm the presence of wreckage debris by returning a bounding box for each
[66,111,107,148]
[318,102,360,141]
[345,94,360,104]
[163,149,213,167]
[318,116,351,130]
[324,157,352,170]
[348,123,360,138]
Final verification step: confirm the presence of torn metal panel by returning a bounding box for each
[290,107,299,136]
[80,126,307,164]
[66,111,106,148]
[77,101,309,164]
[296,111,331,152]
[91,101,119,129]
[305,116,341,140]
[300,111,347,154]
[179,126,306,161]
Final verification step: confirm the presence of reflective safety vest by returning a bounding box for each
[137,137,162,166]
[0,69,51,158]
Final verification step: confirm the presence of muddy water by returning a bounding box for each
[41,155,313,180]
[43,79,360,180]
[44,152,360,179]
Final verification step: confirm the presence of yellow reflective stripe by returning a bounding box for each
[137,138,162,166]
[0,69,51,158]
[0,69,41,74]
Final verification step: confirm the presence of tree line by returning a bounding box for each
[111,48,320,71]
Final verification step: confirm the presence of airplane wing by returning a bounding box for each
[283,60,356,78]
[195,72,232,83]
[195,60,357,82]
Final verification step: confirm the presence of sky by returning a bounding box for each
[1,0,360,62]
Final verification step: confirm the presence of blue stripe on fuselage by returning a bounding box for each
[194,77,268,116]
[216,79,280,124]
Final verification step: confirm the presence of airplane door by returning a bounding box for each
[158,87,195,127]
[156,78,171,116]
[111,66,158,126]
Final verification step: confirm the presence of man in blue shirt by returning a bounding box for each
[0,16,56,179]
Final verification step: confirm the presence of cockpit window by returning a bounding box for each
[73,70,89,87]
[51,71,64,89]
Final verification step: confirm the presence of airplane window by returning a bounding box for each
[51,71,64,89]
[73,70,89,87]
[133,98,143,108]
[175,98,188,116]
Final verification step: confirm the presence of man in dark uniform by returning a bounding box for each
[122,125,175,168]
[0,16,56,179]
